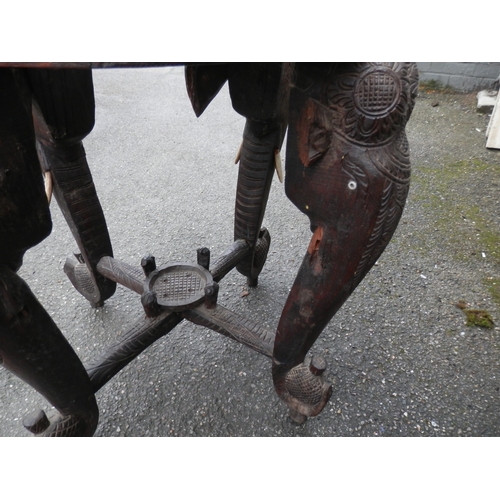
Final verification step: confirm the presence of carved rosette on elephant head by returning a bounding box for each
[272,62,419,422]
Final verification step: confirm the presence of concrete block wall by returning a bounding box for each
[417,62,500,92]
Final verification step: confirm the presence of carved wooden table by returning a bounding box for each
[0,63,418,436]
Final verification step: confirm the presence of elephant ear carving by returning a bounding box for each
[185,64,229,117]
[296,99,332,167]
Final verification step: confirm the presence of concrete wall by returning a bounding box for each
[417,62,500,92]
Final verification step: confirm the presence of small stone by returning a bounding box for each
[431,101,439,107]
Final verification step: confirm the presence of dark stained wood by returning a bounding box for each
[185,64,229,117]
[29,68,116,307]
[0,63,418,435]
[0,265,98,436]
[0,69,52,271]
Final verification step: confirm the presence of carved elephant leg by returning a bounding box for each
[186,63,291,286]
[273,63,419,422]
[0,69,98,436]
[25,68,116,307]
[228,64,293,286]
[232,118,277,286]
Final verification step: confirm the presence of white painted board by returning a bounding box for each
[486,93,500,149]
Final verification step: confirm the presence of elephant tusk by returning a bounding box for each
[235,142,283,183]
[43,170,53,205]
[274,150,283,183]
[234,140,243,165]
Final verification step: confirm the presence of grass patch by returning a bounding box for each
[411,158,500,307]
[412,159,500,262]
[464,309,494,328]
[456,300,495,328]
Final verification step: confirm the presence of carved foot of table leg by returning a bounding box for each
[23,409,95,437]
[272,356,332,423]
[242,228,271,288]
[64,254,105,307]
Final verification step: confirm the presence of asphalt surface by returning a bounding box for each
[1,66,499,437]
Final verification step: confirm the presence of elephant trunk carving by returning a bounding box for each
[27,68,116,307]
[272,63,418,421]
[0,265,99,436]
[233,119,279,286]
[187,63,291,286]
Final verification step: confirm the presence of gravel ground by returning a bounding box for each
[1,67,499,437]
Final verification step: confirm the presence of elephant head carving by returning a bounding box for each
[0,63,418,434]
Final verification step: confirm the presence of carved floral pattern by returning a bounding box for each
[324,62,418,147]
